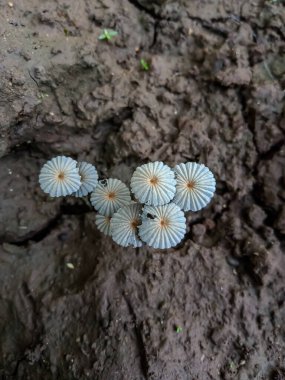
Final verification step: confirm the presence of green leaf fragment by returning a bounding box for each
[140,59,150,71]
[98,29,118,41]
[108,30,118,37]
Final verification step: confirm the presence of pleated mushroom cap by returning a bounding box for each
[173,162,216,212]
[138,203,186,249]
[90,178,131,216]
[74,162,98,197]
[130,162,176,206]
[110,203,143,247]
[39,156,81,197]
[95,214,112,236]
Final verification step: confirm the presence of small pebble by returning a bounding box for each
[227,255,240,267]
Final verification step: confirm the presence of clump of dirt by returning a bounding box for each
[0,0,284,379]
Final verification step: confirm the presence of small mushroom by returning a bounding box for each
[139,203,186,249]
[173,162,216,212]
[39,156,81,197]
[90,178,131,217]
[130,162,176,206]
[110,203,143,248]
[74,161,98,197]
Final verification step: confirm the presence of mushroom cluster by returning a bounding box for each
[39,157,216,249]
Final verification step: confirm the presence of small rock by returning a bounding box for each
[247,204,267,229]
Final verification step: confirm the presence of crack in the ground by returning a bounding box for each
[126,0,161,20]
[258,138,285,161]
[11,282,45,378]
[2,105,134,248]
[12,354,27,378]
[123,295,148,379]
[128,0,284,49]
[126,0,160,49]
[127,0,231,46]
[237,87,260,158]
[238,86,285,243]
[2,202,92,247]
[150,19,159,49]
[238,88,285,163]
[186,14,230,37]
[1,213,61,247]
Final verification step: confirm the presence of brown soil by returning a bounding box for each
[0,0,285,379]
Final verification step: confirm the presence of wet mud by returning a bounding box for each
[0,0,284,379]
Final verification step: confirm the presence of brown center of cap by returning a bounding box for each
[160,218,169,228]
[58,172,65,180]
[106,191,116,200]
[149,176,159,186]
[186,181,195,190]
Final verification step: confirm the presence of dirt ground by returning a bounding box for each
[0,0,284,379]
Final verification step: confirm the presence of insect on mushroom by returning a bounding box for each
[139,203,186,249]
[90,178,131,217]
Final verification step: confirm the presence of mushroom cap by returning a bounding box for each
[110,203,143,248]
[74,162,98,197]
[39,156,81,197]
[95,214,112,236]
[138,203,186,249]
[173,162,216,212]
[90,178,132,217]
[130,161,176,206]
